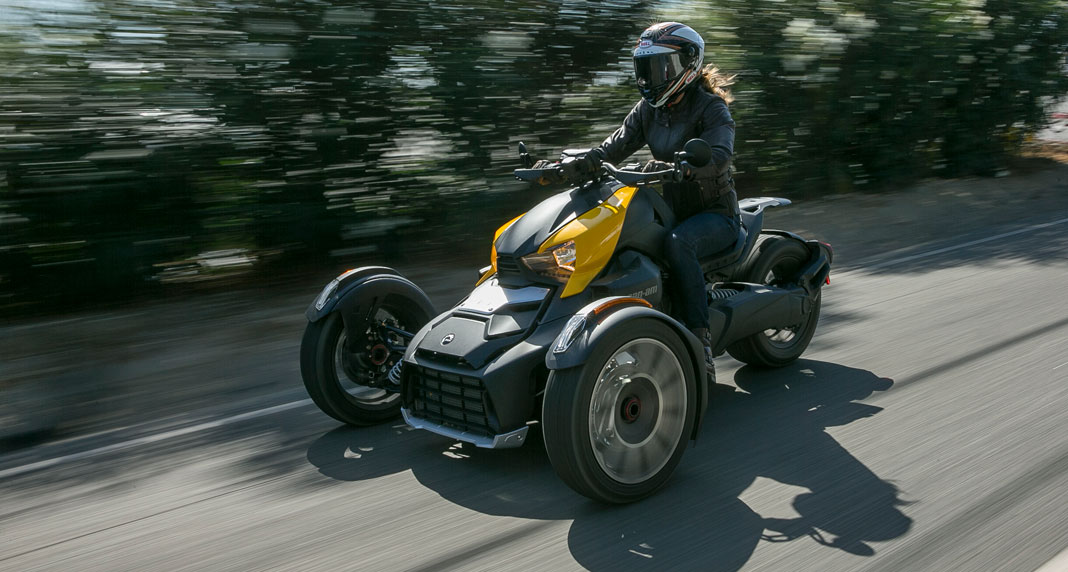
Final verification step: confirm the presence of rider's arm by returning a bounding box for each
[686,99,735,180]
[592,101,647,165]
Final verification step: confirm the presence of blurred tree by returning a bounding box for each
[678,0,1068,192]
[0,0,1064,311]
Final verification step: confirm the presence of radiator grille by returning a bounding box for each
[496,254,521,277]
[409,365,494,436]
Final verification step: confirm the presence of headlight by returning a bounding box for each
[521,240,576,282]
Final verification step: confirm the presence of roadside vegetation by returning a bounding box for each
[1,0,1065,312]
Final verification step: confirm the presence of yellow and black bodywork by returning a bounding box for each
[394,171,805,449]
[399,177,697,447]
[479,184,641,297]
[301,140,833,502]
[303,169,831,452]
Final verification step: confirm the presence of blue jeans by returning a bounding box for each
[663,211,739,331]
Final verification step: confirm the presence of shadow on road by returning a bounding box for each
[306,359,911,571]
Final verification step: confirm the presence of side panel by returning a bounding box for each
[494,180,621,259]
[707,283,812,354]
[588,250,664,308]
[542,185,639,298]
[614,187,673,265]
[479,213,526,287]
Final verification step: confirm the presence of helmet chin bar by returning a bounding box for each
[649,70,698,108]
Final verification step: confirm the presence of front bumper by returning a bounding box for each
[400,317,564,448]
[401,408,529,449]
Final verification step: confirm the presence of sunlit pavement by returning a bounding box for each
[3,168,1068,571]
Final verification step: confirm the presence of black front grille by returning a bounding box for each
[496,254,521,277]
[409,365,494,436]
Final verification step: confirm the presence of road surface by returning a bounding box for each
[2,170,1068,571]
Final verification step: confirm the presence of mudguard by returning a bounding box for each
[305,267,434,327]
[761,229,834,294]
[545,300,710,440]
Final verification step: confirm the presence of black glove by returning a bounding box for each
[560,153,601,181]
[678,160,697,181]
[580,151,603,173]
[532,159,556,170]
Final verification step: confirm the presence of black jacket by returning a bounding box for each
[594,85,738,222]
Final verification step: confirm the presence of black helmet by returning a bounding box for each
[632,22,705,108]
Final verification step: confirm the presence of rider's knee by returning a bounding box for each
[663,231,695,261]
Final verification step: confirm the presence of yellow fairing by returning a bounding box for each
[477,213,525,286]
[541,186,638,297]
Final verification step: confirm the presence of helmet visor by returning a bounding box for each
[634,52,688,92]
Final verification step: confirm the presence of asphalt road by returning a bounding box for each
[3,200,1068,570]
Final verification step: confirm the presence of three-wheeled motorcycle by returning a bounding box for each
[300,139,832,503]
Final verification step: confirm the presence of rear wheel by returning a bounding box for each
[301,296,430,426]
[727,235,821,367]
[542,319,696,503]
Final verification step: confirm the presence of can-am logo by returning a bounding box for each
[638,39,652,48]
[441,333,455,345]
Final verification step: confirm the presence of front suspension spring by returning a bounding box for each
[388,360,404,385]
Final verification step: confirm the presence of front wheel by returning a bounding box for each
[542,318,697,503]
[726,235,822,367]
[301,296,430,426]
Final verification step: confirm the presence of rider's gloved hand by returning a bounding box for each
[560,152,601,181]
[678,160,697,181]
[528,159,564,186]
[575,151,603,175]
[642,160,673,173]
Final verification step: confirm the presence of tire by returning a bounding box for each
[726,235,822,367]
[301,295,431,426]
[542,318,697,503]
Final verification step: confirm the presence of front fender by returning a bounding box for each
[305,266,433,324]
[545,301,709,440]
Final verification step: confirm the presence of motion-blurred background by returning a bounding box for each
[2,0,1065,313]
[3,4,1068,570]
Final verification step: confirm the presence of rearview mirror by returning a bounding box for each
[682,138,713,168]
[518,141,533,168]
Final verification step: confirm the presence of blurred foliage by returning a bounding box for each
[0,0,1065,311]
[703,0,1068,191]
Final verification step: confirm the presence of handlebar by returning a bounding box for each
[513,138,713,187]
[515,161,678,187]
[602,163,677,186]
[514,165,568,185]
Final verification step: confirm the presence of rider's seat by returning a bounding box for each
[698,223,748,274]
[696,199,787,274]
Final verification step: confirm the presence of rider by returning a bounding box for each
[580,22,739,370]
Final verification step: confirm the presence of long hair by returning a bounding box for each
[700,64,736,104]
